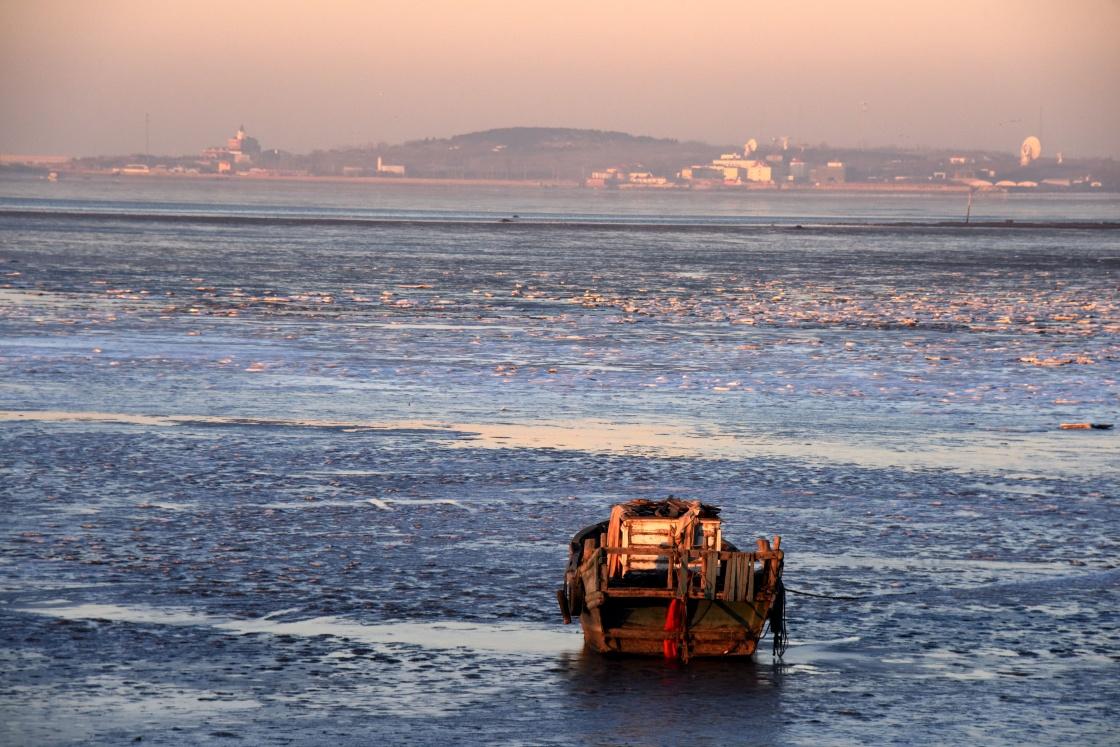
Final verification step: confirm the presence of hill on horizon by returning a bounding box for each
[328,127,1037,181]
[323,126,729,180]
[57,125,1119,188]
[438,126,687,149]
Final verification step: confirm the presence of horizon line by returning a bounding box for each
[5,125,1115,163]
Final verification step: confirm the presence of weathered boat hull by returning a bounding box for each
[560,498,786,661]
[580,597,770,657]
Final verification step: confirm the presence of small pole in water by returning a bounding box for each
[965,188,974,224]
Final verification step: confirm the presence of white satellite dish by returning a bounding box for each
[1020,136,1041,166]
[745,138,758,154]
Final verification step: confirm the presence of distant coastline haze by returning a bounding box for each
[1,0,1118,158]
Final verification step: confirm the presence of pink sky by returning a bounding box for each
[2,0,1118,157]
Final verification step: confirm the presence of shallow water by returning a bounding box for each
[1,177,1118,745]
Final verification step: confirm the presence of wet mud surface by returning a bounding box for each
[1,185,1118,745]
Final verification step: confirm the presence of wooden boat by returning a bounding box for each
[557,498,786,661]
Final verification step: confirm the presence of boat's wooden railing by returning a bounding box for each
[574,535,783,605]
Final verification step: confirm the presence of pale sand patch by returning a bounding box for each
[16,602,580,655]
[439,419,1115,477]
[2,410,1113,476]
[0,410,441,430]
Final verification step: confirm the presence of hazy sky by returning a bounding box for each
[2,0,1118,157]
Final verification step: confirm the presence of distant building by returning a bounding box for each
[745,162,772,183]
[201,125,261,172]
[228,125,261,157]
[810,161,846,184]
[585,166,668,188]
[625,170,669,186]
[586,168,620,187]
[678,166,727,181]
[678,146,774,185]
[376,156,406,176]
[788,159,810,182]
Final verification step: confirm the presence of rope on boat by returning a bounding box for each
[768,576,788,658]
[763,583,912,657]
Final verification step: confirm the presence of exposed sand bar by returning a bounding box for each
[0,410,439,430]
[15,602,581,655]
[442,420,1116,477]
[3,410,1113,476]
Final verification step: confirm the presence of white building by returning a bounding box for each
[376,156,406,176]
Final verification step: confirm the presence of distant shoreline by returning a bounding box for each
[2,208,1115,231]
[7,168,1116,194]
[38,169,585,190]
[14,169,1033,194]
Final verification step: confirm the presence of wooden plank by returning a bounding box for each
[704,550,717,599]
[603,628,751,641]
[624,518,676,531]
[676,561,690,598]
[582,538,596,563]
[600,547,782,561]
[601,587,751,600]
[602,629,683,641]
[603,588,677,598]
[627,530,667,544]
[620,522,630,575]
[556,588,571,624]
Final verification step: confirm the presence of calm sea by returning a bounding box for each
[1,175,1118,745]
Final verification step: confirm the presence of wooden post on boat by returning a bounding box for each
[704,550,718,599]
[556,588,571,624]
[766,536,782,590]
